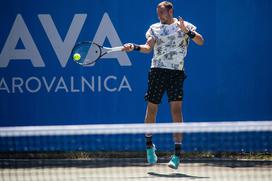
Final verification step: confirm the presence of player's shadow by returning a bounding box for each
[148,172,209,179]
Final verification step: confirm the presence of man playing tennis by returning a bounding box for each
[123,1,204,169]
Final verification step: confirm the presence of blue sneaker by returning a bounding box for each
[146,144,157,164]
[168,155,180,169]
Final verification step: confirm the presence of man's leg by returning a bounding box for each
[145,102,158,124]
[170,101,183,144]
[145,101,158,147]
[168,101,183,169]
[144,68,166,164]
[144,101,158,164]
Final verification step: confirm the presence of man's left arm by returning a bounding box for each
[189,31,204,46]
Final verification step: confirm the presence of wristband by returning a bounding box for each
[186,30,196,39]
[133,44,141,51]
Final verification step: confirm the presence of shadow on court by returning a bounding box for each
[148,171,210,179]
[1,158,271,169]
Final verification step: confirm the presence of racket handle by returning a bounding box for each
[108,46,123,52]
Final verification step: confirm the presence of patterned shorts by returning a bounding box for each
[144,68,187,104]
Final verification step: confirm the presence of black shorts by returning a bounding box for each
[144,68,187,104]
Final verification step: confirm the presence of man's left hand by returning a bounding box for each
[177,17,189,33]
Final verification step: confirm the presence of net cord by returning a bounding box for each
[1,121,272,137]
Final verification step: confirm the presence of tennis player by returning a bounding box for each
[123,1,204,169]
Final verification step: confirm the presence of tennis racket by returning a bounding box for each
[71,41,124,66]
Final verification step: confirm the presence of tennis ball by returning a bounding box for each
[73,53,81,61]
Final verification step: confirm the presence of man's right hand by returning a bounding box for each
[122,43,134,52]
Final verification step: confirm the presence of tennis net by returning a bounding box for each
[0,121,272,181]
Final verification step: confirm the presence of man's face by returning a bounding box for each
[157,6,172,24]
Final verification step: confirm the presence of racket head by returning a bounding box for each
[71,42,102,66]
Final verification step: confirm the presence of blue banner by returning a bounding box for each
[0,0,272,127]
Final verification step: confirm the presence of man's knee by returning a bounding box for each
[146,102,158,116]
[170,102,182,115]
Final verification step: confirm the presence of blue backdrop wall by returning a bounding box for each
[0,0,272,127]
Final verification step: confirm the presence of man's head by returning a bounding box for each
[157,1,174,24]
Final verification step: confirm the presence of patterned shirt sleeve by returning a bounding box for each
[145,26,157,40]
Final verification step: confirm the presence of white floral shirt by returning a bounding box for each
[146,18,196,71]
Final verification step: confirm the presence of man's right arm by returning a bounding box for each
[122,37,155,53]
[138,36,155,53]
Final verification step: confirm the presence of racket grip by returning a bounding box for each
[110,46,123,52]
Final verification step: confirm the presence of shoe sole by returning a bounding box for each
[168,163,178,169]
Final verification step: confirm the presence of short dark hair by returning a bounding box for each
[157,1,173,11]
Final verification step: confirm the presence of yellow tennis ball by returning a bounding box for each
[73,53,81,61]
